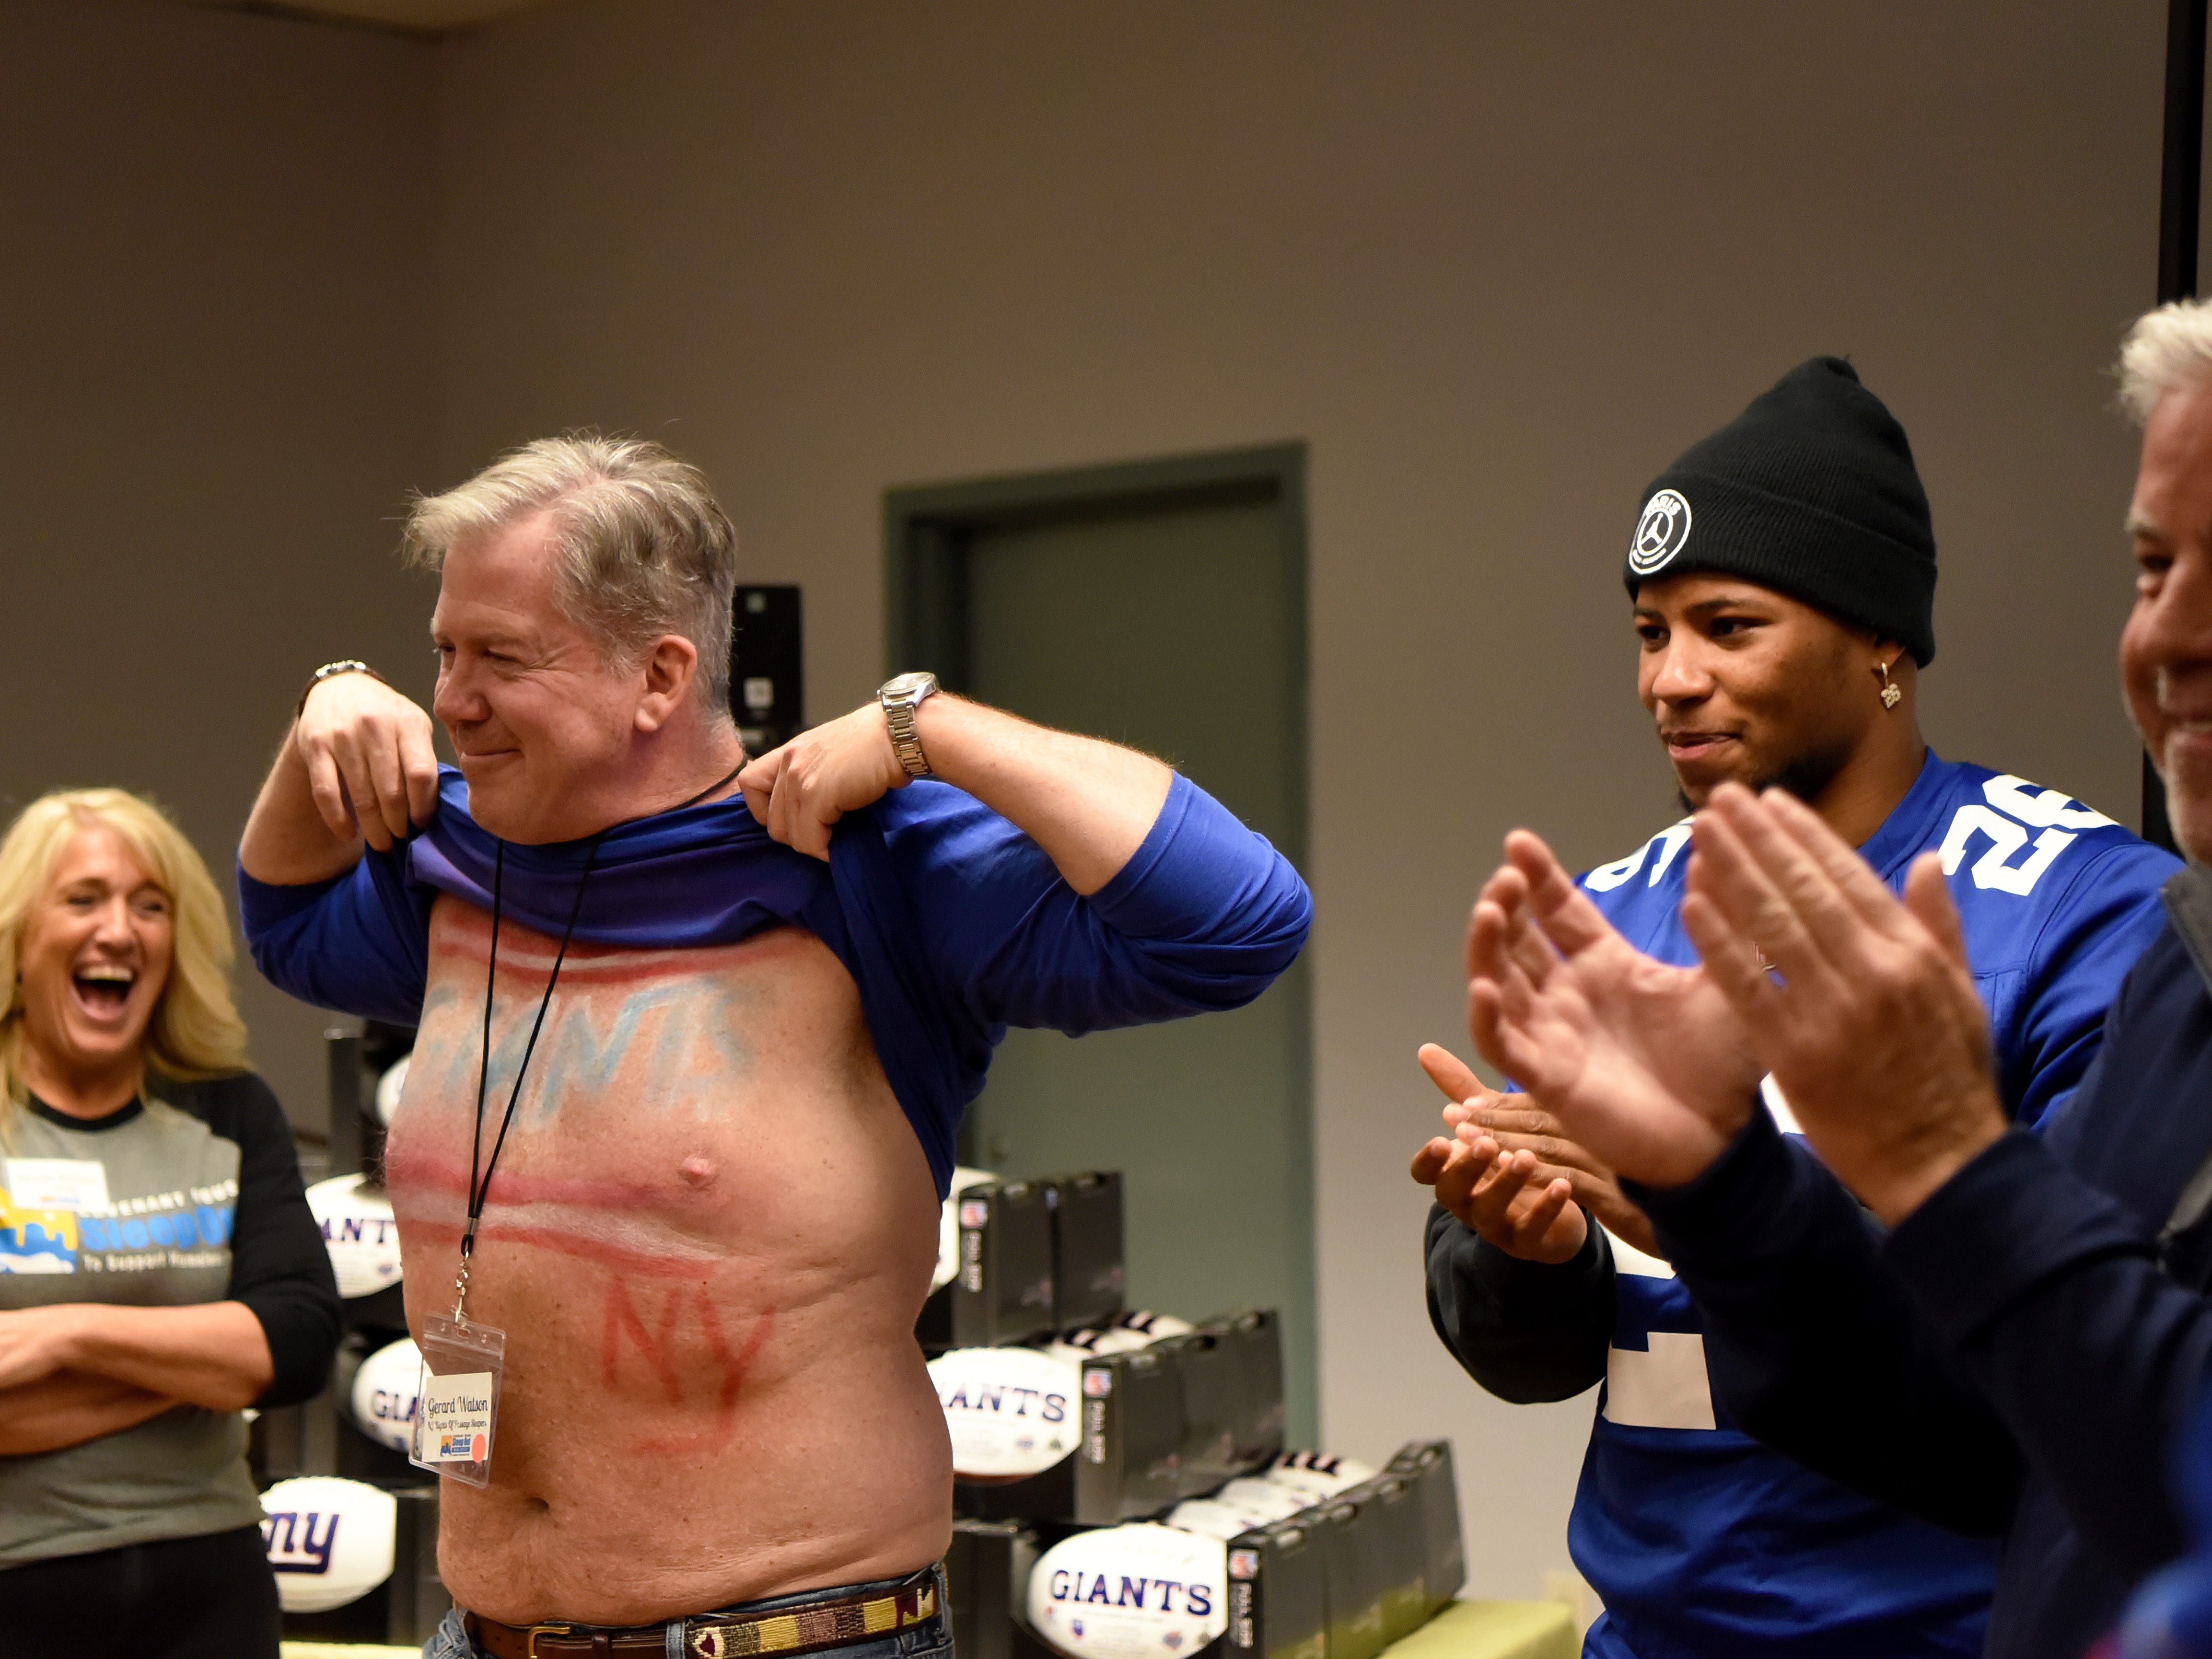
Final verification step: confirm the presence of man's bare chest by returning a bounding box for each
[383,896,896,1256]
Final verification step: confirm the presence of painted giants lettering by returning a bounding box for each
[402,903,778,1141]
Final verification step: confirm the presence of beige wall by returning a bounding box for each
[1,0,2179,1605]
[0,0,437,1129]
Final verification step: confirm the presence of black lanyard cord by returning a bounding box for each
[460,832,604,1266]
[455,757,742,1271]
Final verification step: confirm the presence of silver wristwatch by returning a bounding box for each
[878,672,939,778]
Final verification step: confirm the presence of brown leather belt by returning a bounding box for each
[464,1566,943,1659]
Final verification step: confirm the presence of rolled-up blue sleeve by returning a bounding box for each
[236,847,435,1026]
[880,772,1311,1035]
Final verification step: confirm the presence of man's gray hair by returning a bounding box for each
[2119,300,2212,426]
[402,432,739,710]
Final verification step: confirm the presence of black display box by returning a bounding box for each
[952,1181,1058,1349]
[1076,1344,1185,1523]
[1046,1171,1125,1332]
[1343,1474,1428,1646]
[1385,1440,1465,1613]
[1180,1310,1286,1495]
[945,1519,1047,1659]
[1314,1493,1388,1659]
[956,1306,1286,1525]
[1225,1514,1330,1659]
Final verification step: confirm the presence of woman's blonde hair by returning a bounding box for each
[0,790,248,1125]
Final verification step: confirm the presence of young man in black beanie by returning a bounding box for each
[1410,358,2178,1659]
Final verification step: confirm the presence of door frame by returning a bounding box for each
[882,443,1316,1437]
[882,442,1308,867]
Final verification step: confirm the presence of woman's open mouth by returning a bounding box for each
[72,964,136,1018]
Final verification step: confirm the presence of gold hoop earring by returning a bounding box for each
[1878,660,1902,710]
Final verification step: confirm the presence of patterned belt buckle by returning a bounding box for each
[526,1624,576,1658]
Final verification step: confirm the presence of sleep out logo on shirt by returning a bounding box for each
[0,1188,79,1273]
[75,1179,237,1273]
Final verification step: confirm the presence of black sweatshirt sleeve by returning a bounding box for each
[171,1072,342,1409]
[1423,1203,1613,1403]
[1626,1109,2025,1537]
[1885,1130,2212,1577]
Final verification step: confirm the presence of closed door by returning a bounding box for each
[892,455,1314,1442]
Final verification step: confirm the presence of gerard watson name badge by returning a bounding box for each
[419,1371,494,1464]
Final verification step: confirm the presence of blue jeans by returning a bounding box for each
[424,1565,955,1659]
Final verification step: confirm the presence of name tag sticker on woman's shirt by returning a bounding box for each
[410,1313,504,1488]
[5,1159,108,1212]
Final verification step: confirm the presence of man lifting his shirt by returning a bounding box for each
[238,434,1311,1659]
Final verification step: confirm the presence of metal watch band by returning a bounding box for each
[878,673,937,778]
[295,660,389,721]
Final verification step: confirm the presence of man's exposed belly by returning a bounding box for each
[384,897,951,1625]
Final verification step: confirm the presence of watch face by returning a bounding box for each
[882,672,936,698]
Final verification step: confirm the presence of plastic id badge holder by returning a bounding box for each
[411,1312,504,1488]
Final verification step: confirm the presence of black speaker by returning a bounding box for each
[730,584,804,752]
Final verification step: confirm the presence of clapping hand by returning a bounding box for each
[1464,829,1763,1190]
[1409,1042,1661,1260]
[1678,785,2006,1224]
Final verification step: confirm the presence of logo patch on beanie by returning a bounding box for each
[1629,489,1693,576]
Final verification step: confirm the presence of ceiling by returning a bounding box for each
[167,0,552,37]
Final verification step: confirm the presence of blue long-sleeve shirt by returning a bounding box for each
[239,766,1311,1194]
[1632,868,2212,1659]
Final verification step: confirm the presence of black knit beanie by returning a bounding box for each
[1621,357,1938,665]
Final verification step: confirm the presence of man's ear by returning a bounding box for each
[634,634,701,733]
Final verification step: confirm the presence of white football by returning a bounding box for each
[349,1337,422,1454]
[933,1167,997,1293]
[374,1056,410,1127]
[259,1475,396,1613]
[1047,1311,1193,1362]
[930,1346,1082,1479]
[1262,1451,1375,1499]
[1211,1477,1316,1524]
[1166,1498,1264,1542]
[1029,1522,1227,1659]
[305,1174,402,1299]
[1113,1310,1193,1341]
[1046,1327,1143,1362]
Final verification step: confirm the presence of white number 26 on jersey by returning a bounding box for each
[1938,776,2112,898]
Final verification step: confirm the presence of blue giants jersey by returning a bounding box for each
[1569,752,2177,1659]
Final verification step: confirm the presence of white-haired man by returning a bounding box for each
[1455,303,2212,1659]
[237,435,1311,1659]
